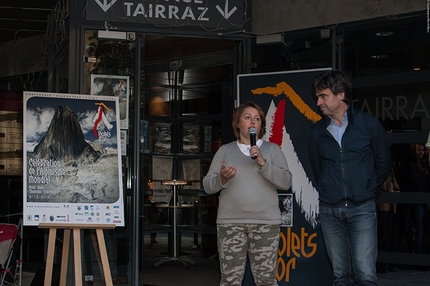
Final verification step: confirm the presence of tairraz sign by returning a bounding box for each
[87,0,246,30]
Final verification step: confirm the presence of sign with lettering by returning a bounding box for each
[238,69,332,285]
[352,82,430,131]
[86,0,246,30]
[23,92,124,226]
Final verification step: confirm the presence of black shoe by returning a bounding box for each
[377,267,389,273]
[386,265,399,272]
[417,266,428,271]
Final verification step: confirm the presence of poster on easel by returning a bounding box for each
[23,91,124,226]
[238,68,332,285]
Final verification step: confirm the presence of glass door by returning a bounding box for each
[83,30,243,281]
[83,29,135,282]
[140,35,239,262]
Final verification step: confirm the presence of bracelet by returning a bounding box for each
[258,159,266,170]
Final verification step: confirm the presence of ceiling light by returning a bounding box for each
[256,33,283,45]
[375,31,394,37]
[371,55,387,59]
[98,30,127,40]
[413,67,421,71]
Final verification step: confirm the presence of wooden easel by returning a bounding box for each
[38,223,116,286]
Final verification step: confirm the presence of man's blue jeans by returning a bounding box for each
[320,201,379,286]
[413,204,426,254]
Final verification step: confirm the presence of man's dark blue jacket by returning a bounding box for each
[307,107,392,207]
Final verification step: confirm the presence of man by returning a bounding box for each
[307,70,391,285]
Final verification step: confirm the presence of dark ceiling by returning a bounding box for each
[0,0,58,43]
[345,15,430,75]
[0,2,429,78]
[278,12,430,76]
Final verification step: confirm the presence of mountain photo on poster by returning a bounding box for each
[26,96,120,204]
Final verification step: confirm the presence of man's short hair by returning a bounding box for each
[311,70,352,104]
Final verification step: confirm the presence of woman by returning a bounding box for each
[203,101,292,285]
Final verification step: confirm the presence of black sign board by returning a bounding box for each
[86,0,246,30]
[238,69,333,285]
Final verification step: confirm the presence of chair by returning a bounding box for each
[0,223,21,286]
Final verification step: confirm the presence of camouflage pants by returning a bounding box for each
[217,224,280,286]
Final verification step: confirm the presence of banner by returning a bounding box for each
[23,92,124,226]
[86,0,246,31]
[238,69,332,285]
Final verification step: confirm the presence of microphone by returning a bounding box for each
[248,127,257,159]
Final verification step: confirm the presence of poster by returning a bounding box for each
[90,74,129,130]
[279,194,293,227]
[23,92,124,226]
[238,68,332,285]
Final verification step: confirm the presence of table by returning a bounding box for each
[153,180,196,268]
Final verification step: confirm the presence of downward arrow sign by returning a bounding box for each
[216,0,237,19]
[95,0,117,12]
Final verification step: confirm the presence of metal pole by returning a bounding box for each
[173,182,177,257]
[332,29,336,70]
[131,37,142,286]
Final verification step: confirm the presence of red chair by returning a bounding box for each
[0,223,20,286]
